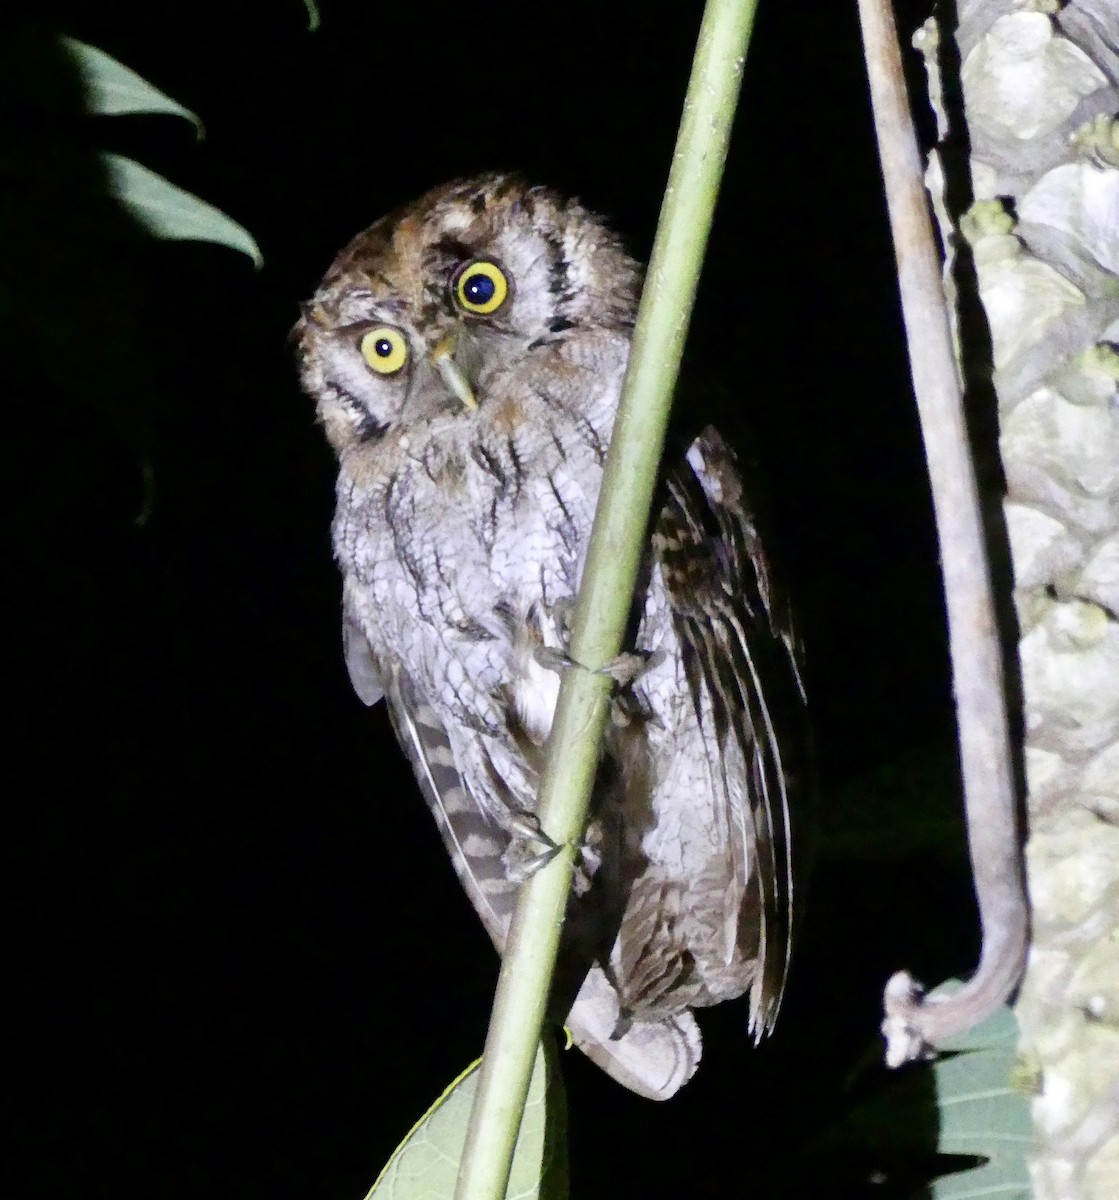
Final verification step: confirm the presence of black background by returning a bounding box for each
[6,2,976,1196]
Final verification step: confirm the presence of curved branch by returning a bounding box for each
[856,0,1029,1066]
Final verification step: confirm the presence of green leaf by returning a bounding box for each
[367,1040,567,1200]
[833,985,1031,1199]
[61,38,202,135]
[303,0,321,31]
[926,995,1031,1199]
[100,154,262,267]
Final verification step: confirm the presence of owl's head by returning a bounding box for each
[297,174,642,454]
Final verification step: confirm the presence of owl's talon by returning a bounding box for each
[532,645,574,674]
[504,807,549,845]
[600,649,665,688]
[532,645,664,691]
[572,827,602,895]
[503,838,563,883]
[502,811,602,893]
[501,812,562,883]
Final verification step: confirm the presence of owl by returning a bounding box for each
[297,174,808,1100]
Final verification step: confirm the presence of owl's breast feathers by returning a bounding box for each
[335,337,624,731]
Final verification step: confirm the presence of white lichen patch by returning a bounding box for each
[1021,597,1119,744]
[1005,500,1081,590]
[1020,163,1119,276]
[1081,742,1119,822]
[971,233,1086,370]
[962,13,1107,142]
[1077,535,1119,614]
[1001,385,1119,528]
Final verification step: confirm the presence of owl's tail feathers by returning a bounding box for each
[563,967,701,1101]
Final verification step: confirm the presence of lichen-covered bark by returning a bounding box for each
[942,2,1119,1195]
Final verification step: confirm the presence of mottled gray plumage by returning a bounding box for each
[297,174,808,1099]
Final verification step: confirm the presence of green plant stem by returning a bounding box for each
[452,3,760,1198]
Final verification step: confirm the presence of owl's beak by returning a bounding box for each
[429,331,478,411]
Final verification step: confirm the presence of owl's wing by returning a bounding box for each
[342,592,518,940]
[343,601,704,1099]
[343,595,384,707]
[654,426,808,1038]
[381,664,521,948]
[350,630,702,1098]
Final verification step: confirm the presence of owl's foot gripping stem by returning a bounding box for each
[532,642,665,730]
[524,594,664,702]
[500,808,602,895]
[532,645,664,689]
[500,809,563,883]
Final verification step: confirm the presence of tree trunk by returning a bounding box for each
[937,1,1119,1194]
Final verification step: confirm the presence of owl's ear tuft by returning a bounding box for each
[291,300,332,347]
[300,301,332,329]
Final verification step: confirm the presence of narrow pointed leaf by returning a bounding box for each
[100,154,262,266]
[62,37,202,134]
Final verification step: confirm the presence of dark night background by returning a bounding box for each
[6,2,979,1196]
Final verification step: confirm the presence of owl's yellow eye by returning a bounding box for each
[454,260,509,315]
[359,327,409,374]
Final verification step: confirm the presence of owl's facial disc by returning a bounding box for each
[429,329,477,410]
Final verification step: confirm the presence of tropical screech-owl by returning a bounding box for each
[296,174,808,1100]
